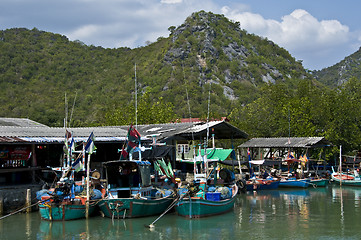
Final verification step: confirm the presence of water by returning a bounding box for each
[1,184,361,240]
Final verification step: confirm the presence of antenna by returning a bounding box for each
[206,82,211,147]
[69,91,77,128]
[182,62,194,141]
[182,62,195,161]
[135,63,137,128]
[288,105,291,147]
[64,92,68,129]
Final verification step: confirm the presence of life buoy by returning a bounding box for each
[236,179,246,193]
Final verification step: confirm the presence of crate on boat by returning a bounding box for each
[205,192,221,201]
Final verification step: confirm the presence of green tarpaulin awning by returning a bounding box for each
[199,148,234,161]
[178,148,234,164]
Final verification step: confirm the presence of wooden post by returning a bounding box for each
[0,196,3,216]
[26,189,31,213]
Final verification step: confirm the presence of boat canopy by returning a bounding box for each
[200,148,234,161]
[179,148,234,164]
[103,160,151,187]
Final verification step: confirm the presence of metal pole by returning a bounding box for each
[339,145,342,186]
[86,153,91,218]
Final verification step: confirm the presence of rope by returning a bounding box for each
[147,191,188,228]
[0,199,47,220]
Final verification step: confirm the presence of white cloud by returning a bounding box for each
[223,8,349,50]
[69,25,101,41]
[222,7,357,69]
[161,0,182,4]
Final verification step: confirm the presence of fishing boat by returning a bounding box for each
[175,145,239,218]
[175,179,238,218]
[37,131,102,221]
[37,181,101,221]
[244,159,280,191]
[98,124,176,219]
[279,178,310,188]
[97,160,176,219]
[331,167,361,186]
[309,177,329,187]
[246,178,280,191]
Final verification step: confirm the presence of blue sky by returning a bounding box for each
[1,0,360,70]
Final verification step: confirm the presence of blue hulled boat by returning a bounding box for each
[279,178,310,188]
[246,178,280,191]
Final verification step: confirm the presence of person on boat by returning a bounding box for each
[296,165,303,179]
[262,170,269,179]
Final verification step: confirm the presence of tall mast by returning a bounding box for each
[206,83,211,147]
[135,63,137,129]
[64,92,68,129]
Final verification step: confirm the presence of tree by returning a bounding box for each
[104,91,178,126]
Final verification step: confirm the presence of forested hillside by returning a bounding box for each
[313,47,361,87]
[0,11,307,126]
[1,11,361,156]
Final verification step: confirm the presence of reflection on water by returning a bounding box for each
[2,185,361,239]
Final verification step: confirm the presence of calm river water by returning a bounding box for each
[1,184,361,240]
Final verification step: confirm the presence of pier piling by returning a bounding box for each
[0,196,3,216]
[26,189,31,213]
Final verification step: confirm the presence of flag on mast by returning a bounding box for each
[85,132,96,154]
[120,124,141,160]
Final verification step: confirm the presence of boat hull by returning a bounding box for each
[279,179,310,188]
[310,178,328,187]
[175,185,238,218]
[39,202,97,221]
[98,195,175,218]
[331,176,361,186]
[246,179,279,191]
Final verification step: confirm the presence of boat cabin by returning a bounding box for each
[103,160,152,198]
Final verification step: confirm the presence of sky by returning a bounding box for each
[1,0,361,70]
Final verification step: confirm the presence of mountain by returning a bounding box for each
[313,47,361,87]
[0,11,311,127]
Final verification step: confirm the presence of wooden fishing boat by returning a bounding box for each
[309,178,329,187]
[175,182,238,218]
[246,178,280,191]
[331,176,361,186]
[37,131,102,221]
[175,147,239,218]
[331,168,361,186]
[38,197,98,221]
[279,178,310,188]
[330,150,361,186]
[98,160,176,219]
[37,177,104,221]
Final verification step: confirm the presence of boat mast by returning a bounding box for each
[135,63,137,129]
[339,145,342,186]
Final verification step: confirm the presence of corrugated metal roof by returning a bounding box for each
[239,137,332,148]
[0,126,129,143]
[0,119,248,143]
[0,118,49,127]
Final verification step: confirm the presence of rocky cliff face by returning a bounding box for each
[162,11,307,101]
[313,47,361,87]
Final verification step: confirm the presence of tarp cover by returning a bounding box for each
[132,145,173,160]
[179,149,234,164]
[199,148,234,161]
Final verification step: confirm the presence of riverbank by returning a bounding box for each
[0,184,42,214]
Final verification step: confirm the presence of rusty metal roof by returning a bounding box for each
[0,126,129,143]
[0,118,248,144]
[0,118,49,127]
[239,137,332,148]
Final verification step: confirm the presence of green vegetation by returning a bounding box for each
[1,11,361,158]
